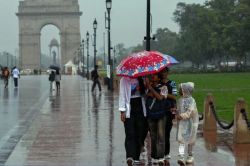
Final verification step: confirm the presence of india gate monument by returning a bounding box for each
[16,0,82,70]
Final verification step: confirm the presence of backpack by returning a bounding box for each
[91,70,98,80]
[146,96,169,120]
[49,74,55,81]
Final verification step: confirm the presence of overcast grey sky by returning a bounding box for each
[0,0,206,56]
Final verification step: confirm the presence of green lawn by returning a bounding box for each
[170,72,250,122]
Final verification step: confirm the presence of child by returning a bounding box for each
[145,74,166,165]
[176,82,199,165]
[158,67,177,161]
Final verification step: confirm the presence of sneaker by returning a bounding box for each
[165,159,170,166]
[134,160,141,165]
[186,155,194,164]
[151,158,159,164]
[164,154,171,160]
[177,155,185,165]
[126,158,134,166]
[158,158,165,166]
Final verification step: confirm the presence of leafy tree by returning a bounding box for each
[115,43,130,62]
[151,28,178,56]
[205,0,236,69]
[174,3,213,67]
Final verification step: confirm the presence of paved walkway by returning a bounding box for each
[0,75,248,165]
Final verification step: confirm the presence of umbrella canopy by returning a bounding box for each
[49,65,60,71]
[162,54,179,65]
[116,51,178,78]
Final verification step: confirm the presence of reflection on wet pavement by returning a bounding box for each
[0,76,249,165]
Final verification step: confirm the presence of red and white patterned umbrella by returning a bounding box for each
[116,50,178,78]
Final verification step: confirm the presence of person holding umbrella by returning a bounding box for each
[55,70,61,91]
[158,67,177,161]
[119,76,148,166]
[48,70,56,91]
[144,74,167,165]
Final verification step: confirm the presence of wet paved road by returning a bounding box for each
[0,75,249,166]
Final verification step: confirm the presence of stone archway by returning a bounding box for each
[16,0,82,70]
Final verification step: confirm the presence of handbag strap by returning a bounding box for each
[149,98,156,110]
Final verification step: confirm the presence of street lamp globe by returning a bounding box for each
[106,0,112,11]
[93,19,97,29]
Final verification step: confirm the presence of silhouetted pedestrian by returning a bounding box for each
[91,65,101,92]
[49,71,56,91]
[55,70,61,91]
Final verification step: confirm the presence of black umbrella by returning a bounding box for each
[49,65,60,71]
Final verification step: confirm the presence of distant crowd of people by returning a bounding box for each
[1,64,102,94]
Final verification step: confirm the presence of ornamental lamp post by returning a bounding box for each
[86,31,90,79]
[77,48,80,74]
[81,39,85,76]
[93,19,97,66]
[106,0,113,91]
[146,0,151,51]
[144,0,155,51]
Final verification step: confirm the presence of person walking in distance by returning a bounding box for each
[55,70,61,91]
[91,65,101,92]
[48,71,56,91]
[12,66,20,88]
[3,67,10,88]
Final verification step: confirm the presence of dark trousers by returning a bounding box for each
[91,79,101,92]
[14,78,18,87]
[124,98,148,160]
[148,116,166,159]
[4,78,8,88]
[56,81,60,90]
[165,113,173,155]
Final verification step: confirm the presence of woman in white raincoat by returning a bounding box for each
[176,82,199,165]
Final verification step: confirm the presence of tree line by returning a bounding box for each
[111,0,250,71]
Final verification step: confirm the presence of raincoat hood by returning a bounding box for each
[180,82,194,98]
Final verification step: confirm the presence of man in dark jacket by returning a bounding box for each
[91,65,101,92]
